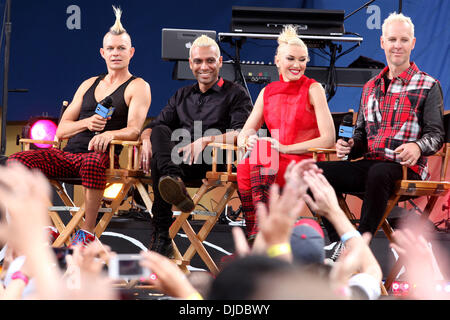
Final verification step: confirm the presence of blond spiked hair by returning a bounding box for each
[189,35,221,58]
[110,5,127,35]
[382,12,415,38]
[276,25,309,58]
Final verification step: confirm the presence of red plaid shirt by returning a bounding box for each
[351,62,445,180]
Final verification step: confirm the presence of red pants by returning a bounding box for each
[237,140,314,239]
[7,148,118,190]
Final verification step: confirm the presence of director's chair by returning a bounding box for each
[19,102,154,247]
[168,142,240,275]
[309,111,450,292]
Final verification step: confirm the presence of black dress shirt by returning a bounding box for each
[146,78,252,141]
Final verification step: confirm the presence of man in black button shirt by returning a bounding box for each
[140,35,252,257]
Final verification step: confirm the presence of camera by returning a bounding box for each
[108,254,150,280]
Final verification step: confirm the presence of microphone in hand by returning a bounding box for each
[95,96,114,118]
[338,114,353,160]
[94,96,114,134]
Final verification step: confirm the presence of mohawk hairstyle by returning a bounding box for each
[109,5,127,35]
[276,24,309,58]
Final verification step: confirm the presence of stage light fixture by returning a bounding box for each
[21,115,58,149]
[103,183,124,200]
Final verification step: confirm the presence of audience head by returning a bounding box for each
[208,255,336,299]
[290,218,325,265]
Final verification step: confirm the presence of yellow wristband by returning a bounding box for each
[186,292,203,300]
[266,243,291,258]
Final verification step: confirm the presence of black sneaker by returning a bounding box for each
[149,230,174,259]
[158,176,195,212]
[324,241,344,265]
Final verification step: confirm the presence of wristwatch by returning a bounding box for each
[11,271,29,286]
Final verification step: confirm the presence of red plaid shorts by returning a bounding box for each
[7,148,118,190]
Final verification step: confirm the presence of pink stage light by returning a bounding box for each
[30,119,57,148]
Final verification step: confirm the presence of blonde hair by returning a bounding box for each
[189,35,220,58]
[276,25,309,58]
[109,6,127,35]
[382,12,415,37]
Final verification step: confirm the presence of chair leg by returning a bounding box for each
[94,181,133,238]
[337,194,358,225]
[52,204,86,247]
[181,219,219,275]
[380,282,389,296]
[135,181,153,218]
[382,195,441,291]
[181,183,237,275]
[421,196,439,221]
[51,181,76,207]
[384,258,404,290]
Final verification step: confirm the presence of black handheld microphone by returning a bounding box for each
[338,114,353,160]
[95,96,114,118]
[94,96,114,135]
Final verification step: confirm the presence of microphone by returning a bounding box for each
[95,96,114,118]
[338,114,353,160]
[94,96,114,135]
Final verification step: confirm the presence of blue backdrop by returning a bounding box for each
[1,0,449,121]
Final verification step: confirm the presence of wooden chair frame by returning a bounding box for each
[20,134,240,276]
[168,142,239,275]
[309,111,450,293]
[19,137,154,247]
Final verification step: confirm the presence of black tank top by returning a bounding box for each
[64,74,136,155]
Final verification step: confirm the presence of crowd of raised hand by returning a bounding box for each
[0,161,448,300]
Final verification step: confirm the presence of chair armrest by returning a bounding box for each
[108,139,142,171]
[19,138,59,151]
[308,147,337,161]
[110,140,142,147]
[207,142,238,175]
[19,138,58,145]
[308,147,337,153]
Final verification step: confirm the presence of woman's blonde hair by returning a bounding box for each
[276,25,309,58]
[189,35,221,58]
[109,6,127,35]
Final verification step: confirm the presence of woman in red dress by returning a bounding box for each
[236,25,335,243]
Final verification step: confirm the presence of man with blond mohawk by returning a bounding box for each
[7,6,151,247]
[140,34,252,257]
[312,12,444,262]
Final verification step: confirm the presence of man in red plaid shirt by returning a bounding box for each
[316,12,445,261]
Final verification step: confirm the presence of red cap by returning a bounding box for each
[294,218,324,238]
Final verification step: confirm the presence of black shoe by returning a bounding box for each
[149,230,174,259]
[158,175,195,212]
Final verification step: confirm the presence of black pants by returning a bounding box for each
[150,125,211,232]
[316,159,421,242]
